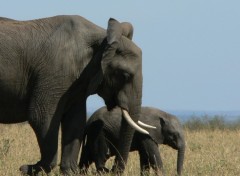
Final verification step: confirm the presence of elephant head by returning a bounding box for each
[88,18,147,171]
[97,19,142,114]
[160,114,185,175]
[140,108,185,175]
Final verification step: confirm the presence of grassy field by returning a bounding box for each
[0,123,240,176]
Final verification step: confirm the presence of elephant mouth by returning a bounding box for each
[122,109,156,135]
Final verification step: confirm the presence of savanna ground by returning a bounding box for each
[0,116,240,176]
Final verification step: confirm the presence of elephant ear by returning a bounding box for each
[101,18,123,77]
[148,117,166,144]
[121,22,134,40]
[101,18,136,87]
[87,18,122,95]
[107,18,134,45]
[140,115,165,144]
[88,19,132,95]
[107,18,122,48]
[160,117,166,127]
[86,70,103,96]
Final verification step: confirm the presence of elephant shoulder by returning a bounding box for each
[87,106,122,127]
[140,106,164,122]
[87,107,107,124]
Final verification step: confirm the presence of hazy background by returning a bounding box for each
[1,1,240,119]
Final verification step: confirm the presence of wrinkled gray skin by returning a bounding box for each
[0,15,142,175]
[79,106,185,176]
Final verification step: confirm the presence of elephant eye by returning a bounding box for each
[113,69,132,82]
[115,49,122,55]
[168,133,177,141]
[116,48,132,58]
[169,134,174,140]
[121,72,131,81]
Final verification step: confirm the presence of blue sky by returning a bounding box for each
[1,1,240,111]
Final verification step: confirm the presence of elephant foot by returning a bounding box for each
[60,165,80,176]
[79,169,87,175]
[19,162,52,176]
[61,170,81,176]
[111,164,125,175]
[97,166,110,173]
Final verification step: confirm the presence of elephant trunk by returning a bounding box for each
[112,62,143,173]
[113,118,135,171]
[177,146,185,175]
[112,102,142,173]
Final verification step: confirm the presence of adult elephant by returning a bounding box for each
[79,106,185,176]
[0,15,147,175]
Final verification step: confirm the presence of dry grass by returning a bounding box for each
[0,123,240,176]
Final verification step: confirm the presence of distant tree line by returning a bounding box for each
[183,115,240,130]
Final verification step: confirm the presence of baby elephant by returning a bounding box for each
[79,106,185,176]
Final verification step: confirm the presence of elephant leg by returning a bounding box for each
[93,130,110,173]
[147,143,164,175]
[149,145,164,176]
[60,102,87,174]
[139,150,151,176]
[20,91,61,175]
[112,119,135,173]
[139,136,164,176]
[79,138,93,174]
[79,122,98,174]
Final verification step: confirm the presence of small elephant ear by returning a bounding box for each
[121,22,134,40]
[145,117,165,144]
[160,118,166,127]
[107,18,122,48]
[102,18,122,75]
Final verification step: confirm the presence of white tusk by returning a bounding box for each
[138,121,157,129]
[122,109,149,135]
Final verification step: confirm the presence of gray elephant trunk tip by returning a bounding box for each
[177,147,185,176]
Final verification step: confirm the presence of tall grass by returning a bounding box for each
[0,116,240,175]
[184,114,240,130]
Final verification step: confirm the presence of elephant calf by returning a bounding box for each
[79,106,185,176]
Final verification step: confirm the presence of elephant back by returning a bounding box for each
[140,106,180,126]
[86,106,123,134]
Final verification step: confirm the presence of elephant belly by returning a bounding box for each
[0,94,28,124]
